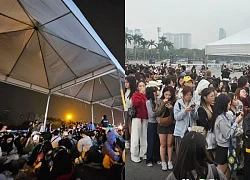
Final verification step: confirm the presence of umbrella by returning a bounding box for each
[0,0,124,129]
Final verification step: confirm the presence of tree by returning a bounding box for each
[156,43,164,60]
[125,33,132,60]
[131,34,143,60]
[148,40,156,55]
[140,39,149,61]
[159,36,173,50]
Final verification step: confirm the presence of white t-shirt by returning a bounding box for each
[51,135,62,149]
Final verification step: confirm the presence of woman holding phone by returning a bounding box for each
[173,86,198,155]
[155,86,176,171]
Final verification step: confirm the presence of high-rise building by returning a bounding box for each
[172,33,192,49]
[163,33,175,44]
[219,28,226,40]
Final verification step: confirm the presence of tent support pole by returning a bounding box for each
[122,111,125,124]
[111,108,115,125]
[43,94,51,132]
[91,104,94,124]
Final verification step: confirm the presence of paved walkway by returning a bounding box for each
[125,150,172,180]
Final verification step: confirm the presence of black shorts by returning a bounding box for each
[215,145,228,165]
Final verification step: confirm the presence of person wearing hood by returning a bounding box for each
[173,86,198,154]
[102,132,123,169]
[193,79,210,105]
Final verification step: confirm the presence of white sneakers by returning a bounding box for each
[161,161,173,171]
[168,161,173,170]
[131,156,141,163]
[161,162,168,171]
[142,155,147,160]
[147,162,153,167]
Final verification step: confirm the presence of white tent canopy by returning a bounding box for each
[0,0,125,129]
[0,0,124,94]
[98,95,124,111]
[205,28,250,56]
[56,70,125,104]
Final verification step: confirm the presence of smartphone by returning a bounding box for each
[190,104,195,108]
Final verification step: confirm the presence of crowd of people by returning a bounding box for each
[124,63,250,180]
[0,116,125,180]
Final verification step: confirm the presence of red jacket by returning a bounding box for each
[132,92,148,119]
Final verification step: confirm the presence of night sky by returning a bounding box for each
[0,82,123,126]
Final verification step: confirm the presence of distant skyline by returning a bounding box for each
[0,83,123,126]
[125,0,250,49]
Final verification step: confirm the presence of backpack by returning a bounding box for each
[45,146,67,171]
[70,139,79,160]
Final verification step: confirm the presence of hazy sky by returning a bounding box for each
[125,0,250,49]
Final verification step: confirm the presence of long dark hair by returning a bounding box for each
[173,132,211,180]
[200,88,214,120]
[161,86,176,105]
[125,76,136,99]
[146,87,157,107]
[210,94,230,132]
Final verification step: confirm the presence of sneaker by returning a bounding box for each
[168,161,173,170]
[140,155,147,160]
[131,156,141,163]
[157,161,161,165]
[125,141,130,149]
[147,162,153,167]
[161,162,168,171]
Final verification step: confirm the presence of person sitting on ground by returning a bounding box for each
[51,130,62,149]
[102,132,124,169]
[40,138,74,180]
[28,132,52,166]
[77,129,93,159]
[166,131,227,180]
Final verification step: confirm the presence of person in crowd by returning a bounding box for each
[243,113,250,180]
[28,132,53,173]
[155,86,176,171]
[197,88,215,159]
[220,85,230,95]
[176,76,184,99]
[124,76,137,149]
[51,130,62,149]
[183,76,194,88]
[101,115,109,128]
[197,87,215,129]
[130,80,148,163]
[145,86,161,167]
[193,79,210,105]
[23,131,40,155]
[77,129,93,159]
[191,65,196,74]
[174,86,198,154]
[102,132,124,169]
[227,93,244,170]
[180,65,186,76]
[210,94,243,179]
[1,133,20,175]
[166,132,227,180]
[235,88,248,116]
